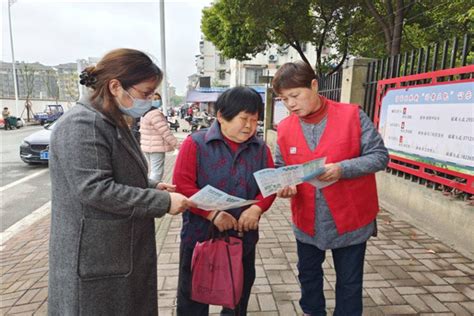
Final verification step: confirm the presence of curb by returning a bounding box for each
[0,201,51,250]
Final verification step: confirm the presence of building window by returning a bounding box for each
[302,42,307,52]
[218,70,226,80]
[219,55,226,65]
[245,68,263,85]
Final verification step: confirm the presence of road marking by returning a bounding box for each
[0,169,49,193]
[0,201,51,249]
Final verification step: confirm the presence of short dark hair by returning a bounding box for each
[215,86,263,121]
[272,61,318,94]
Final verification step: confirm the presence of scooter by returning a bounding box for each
[256,121,264,138]
[186,114,214,133]
[168,118,180,132]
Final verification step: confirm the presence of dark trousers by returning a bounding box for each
[296,240,367,316]
[176,242,256,316]
[4,118,12,130]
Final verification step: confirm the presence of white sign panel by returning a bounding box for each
[379,81,474,175]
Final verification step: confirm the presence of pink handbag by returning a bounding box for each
[191,234,243,309]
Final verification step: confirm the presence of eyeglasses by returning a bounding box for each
[129,86,155,100]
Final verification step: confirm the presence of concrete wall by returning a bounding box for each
[377,172,474,259]
[0,98,74,118]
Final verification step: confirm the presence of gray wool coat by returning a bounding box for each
[48,99,171,315]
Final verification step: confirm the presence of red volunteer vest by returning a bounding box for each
[277,98,379,236]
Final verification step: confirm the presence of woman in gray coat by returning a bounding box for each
[48,48,193,315]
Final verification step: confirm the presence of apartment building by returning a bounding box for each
[195,38,231,87]
[0,61,81,101]
[0,61,58,99]
[56,63,79,101]
[192,38,330,89]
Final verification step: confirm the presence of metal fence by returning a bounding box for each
[364,33,472,120]
[365,33,473,199]
[318,68,343,102]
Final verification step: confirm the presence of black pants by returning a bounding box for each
[297,241,367,316]
[176,242,256,316]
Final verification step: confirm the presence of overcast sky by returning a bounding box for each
[1,0,212,95]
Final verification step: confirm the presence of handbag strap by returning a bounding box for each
[208,219,234,243]
[225,243,238,311]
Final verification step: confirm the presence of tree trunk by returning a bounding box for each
[290,41,311,67]
[365,0,393,55]
[390,0,404,56]
[25,99,32,122]
[328,49,348,76]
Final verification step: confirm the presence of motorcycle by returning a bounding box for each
[186,114,214,133]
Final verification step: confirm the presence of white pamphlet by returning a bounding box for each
[189,185,258,211]
[253,157,336,197]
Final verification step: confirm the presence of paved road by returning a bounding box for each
[0,125,50,232]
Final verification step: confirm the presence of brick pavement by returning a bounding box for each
[1,154,473,315]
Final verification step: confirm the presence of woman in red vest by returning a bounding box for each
[272,61,389,315]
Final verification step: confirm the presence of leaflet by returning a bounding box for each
[189,185,258,211]
[253,157,336,197]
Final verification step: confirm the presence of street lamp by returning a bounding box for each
[7,0,20,117]
[159,0,169,117]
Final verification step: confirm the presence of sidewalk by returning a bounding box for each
[1,154,473,315]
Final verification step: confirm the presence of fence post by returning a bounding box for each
[340,57,375,106]
[263,87,277,153]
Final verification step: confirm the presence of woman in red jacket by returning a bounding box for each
[273,61,389,315]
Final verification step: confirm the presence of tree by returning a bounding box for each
[202,0,472,73]
[18,62,35,122]
[349,0,473,58]
[170,95,185,107]
[202,0,358,76]
[43,68,60,104]
[362,0,416,56]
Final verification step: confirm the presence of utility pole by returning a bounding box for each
[8,0,20,117]
[159,0,169,117]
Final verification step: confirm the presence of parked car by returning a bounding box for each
[20,122,55,164]
[34,104,64,125]
[0,117,25,129]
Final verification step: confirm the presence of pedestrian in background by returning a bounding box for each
[272,61,389,315]
[48,48,194,315]
[173,86,276,316]
[140,92,179,182]
[2,107,12,130]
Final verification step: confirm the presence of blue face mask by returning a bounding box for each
[152,100,162,108]
[117,89,153,118]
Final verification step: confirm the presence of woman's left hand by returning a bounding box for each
[317,163,342,182]
[238,205,262,233]
[156,182,176,192]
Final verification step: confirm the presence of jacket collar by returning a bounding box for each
[76,96,149,183]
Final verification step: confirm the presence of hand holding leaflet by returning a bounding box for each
[189,185,258,211]
[253,157,337,197]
